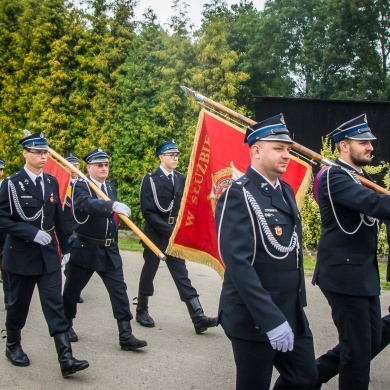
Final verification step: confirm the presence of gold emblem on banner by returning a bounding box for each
[275,225,283,236]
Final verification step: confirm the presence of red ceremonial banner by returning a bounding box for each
[43,156,71,207]
[166,109,312,277]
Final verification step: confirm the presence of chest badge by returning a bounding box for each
[50,193,55,203]
[274,225,283,236]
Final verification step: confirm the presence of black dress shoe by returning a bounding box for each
[68,327,78,342]
[120,334,148,351]
[6,343,30,366]
[136,310,155,327]
[78,297,84,303]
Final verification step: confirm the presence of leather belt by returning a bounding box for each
[73,232,115,247]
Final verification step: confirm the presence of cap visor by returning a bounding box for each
[348,132,376,140]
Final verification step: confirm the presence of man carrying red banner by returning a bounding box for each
[135,139,218,334]
[62,147,147,351]
[215,114,317,390]
[0,132,89,377]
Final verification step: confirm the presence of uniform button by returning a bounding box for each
[299,288,302,293]
[347,259,350,262]
[255,326,259,329]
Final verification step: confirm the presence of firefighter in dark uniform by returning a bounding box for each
[135,139,218,334]
[0,157,10,309]
[313,114,390,389]
[0,132,89,377]
[215,115,317,390]
[62,153,83,305]
[62,147,147,351]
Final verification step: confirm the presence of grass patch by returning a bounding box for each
[118,237,143,252]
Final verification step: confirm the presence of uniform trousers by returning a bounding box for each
[63,258,132,322]
[139,247,198,301]
[6,268,69,336]
[316,288,382,390]
[229,334,317,390]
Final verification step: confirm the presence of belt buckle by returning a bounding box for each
[168,217,175,225]
[105,238,112,246]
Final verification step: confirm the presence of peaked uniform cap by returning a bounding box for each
[244,114,293,146]
[332,114,376,143]
[0,158,4,169]
[65,153,79,164]
[19,131,49,150]
[156,139,180,156]
[83,148,109,164]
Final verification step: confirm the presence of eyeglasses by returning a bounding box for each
[162,153,180,160]
[27,150,49,156]
[95,163,109,168]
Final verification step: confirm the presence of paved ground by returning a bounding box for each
[0,251,389,389]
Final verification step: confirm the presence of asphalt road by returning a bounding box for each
[0,251,389,389]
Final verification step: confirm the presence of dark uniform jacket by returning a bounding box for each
[215,166,309,341]
[0,168,68,275]
[70,178,121,272]
[313,158,390,296]
[140,167,184,250]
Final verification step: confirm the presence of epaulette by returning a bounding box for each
[7,172,19,180]
[147,170,157,177]
[174,170,184,177]
[45,172,55,178]
[232,175,250,187]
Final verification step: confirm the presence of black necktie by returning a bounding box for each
[101,184,107,196]
[168,174,174,187]
[35,176,43,200]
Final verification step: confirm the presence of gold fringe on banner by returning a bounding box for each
[289,154,313,211]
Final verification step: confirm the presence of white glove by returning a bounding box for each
[112,201,131,217]
[33,230,52,246]
[266,321,294,352]
[61,253,70,267]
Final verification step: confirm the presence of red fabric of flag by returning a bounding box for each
[43,156,71,207]
[166,109,312,277]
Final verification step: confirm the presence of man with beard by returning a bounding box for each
[313,114,390,389]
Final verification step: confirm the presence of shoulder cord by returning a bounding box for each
[217,186,256,266]
[150,176,174,213]
[71,181,90,225]
[243,187,298,259]
[326,168,376,235]
[7,180,42,222]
